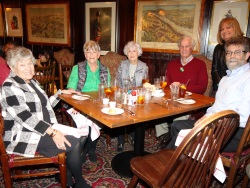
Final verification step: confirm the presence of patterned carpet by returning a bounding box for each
[0,127,159,188]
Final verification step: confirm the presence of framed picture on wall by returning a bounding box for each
[25,2,71,46]
[5,7,23,37]
[0,4,4,37]
[85,2,116,55]
[134,0,206,53]
[209,0,249,44]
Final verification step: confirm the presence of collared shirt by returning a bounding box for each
[181,55,194,66]
[206,63,250,127]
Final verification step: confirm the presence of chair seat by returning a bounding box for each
[131,149,176,187]
[221,148,250,167]
[8,152,61,168]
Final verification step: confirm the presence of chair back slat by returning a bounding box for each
[160,110,239,188]
[58,63,73,90]
[34,62,55,97]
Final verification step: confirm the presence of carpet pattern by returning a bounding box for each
[0,129,159,188]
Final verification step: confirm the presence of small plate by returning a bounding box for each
[72,94,89,101]
[185,91,192,96]
[101,108,124,115]
[177,99,196,104]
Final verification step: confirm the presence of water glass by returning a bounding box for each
[98,83,105,100]
[170,84,179,101]
[115,88,123,107]
[144,88,152,104]
[154,78,160,89]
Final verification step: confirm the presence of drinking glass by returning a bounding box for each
[160,76,167,90]
[179,83,187,98]
[142,73,149,85]
[154,78,160,89]
[104,84,113,98]
[144,88,152,104]
[111,78,119,94]
[98,83,105,101]
[137,88,145,105]
[123,78,131,93]
[170,84,179,101]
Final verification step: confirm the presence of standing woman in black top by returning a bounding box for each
[211,17,250,96]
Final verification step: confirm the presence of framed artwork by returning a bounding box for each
[85,2,116,55]
[5,8,23,37]
[134,0,205,53]
[25,2,71,46]
[0,4,4,37]
[209,0,249,44]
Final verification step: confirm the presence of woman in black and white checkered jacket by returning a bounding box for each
[0,46,91,188]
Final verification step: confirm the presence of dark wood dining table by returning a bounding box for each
[59,89,215,177]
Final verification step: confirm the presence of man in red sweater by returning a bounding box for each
[156,36,208,149]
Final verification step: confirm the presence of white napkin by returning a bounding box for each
[52,123,88,138]
[175,129,226,183]
[67,108,101,141]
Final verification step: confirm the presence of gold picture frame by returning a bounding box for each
[0,4,4,37]
[85,2,116,55]
[209,0,249,44]
[25,2,71,46]
[134,0,205,53]
[5,7,23,37]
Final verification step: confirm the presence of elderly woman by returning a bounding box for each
[116,41,148,152]
[67,40,110,163]
[212,17,250,96]
[0,47,91,188]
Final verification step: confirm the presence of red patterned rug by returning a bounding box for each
[0,128,159,188]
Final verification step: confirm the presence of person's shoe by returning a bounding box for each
[117,143,124,152]
[157,132,171,149]
[157,139,168,149]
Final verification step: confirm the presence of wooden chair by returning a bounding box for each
[221,115,250,188]
[0,107,67,188]
[58,62,74,125]
[100,52,128,147]
[128,110,240,188]
[34,62,56,97]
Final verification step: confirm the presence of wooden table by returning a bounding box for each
[59,90,215,177]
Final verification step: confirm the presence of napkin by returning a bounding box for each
[52,123,88,138]
[175,129,226,183]
[67,108,101,141]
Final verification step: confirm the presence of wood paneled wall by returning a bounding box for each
[0,0,249,82]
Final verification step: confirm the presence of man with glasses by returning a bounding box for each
[166,37,250,152]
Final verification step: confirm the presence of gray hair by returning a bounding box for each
[6,46,36,68]
[123,41,143,56]
[83,40,101,52]
[177,36,196,49]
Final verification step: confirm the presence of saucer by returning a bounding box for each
[177,99,196,104]
[101,107,124,115]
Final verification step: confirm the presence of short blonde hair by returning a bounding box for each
[217,17,243,45]
[123,41,143,56]
[6,46,36,68]
[83,40,101,52]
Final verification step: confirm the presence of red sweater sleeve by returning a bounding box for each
[166,58,208,94]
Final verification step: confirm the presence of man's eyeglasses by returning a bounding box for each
[225,50,247,57]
